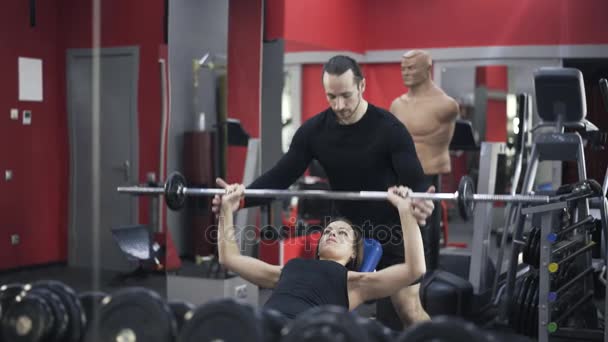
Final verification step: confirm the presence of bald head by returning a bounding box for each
[402,50,432,68]
[401,50,432,87]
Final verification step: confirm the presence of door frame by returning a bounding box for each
[66,46,140,266]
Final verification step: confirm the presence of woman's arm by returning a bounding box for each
[218,184,282,289]
[348,187,426,306]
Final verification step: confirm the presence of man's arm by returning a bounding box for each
[388,122,435,224]
[243,122,314,207]
[388,122,426,192]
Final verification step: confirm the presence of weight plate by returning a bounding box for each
[530,277,539,339]
[355,316,394,342]
[457,176,475,221]
[168,300,195,333]
[282,305,368,342]
[515,273,533,333]
[165,172,187,210]
[78,291,107,330]
[259,308,288,342]
[396,315,487,342]
[509,274,525,329]
[1,290,54,342]
[178,298,261,342]
[32,280,84,342]
[530,226,541,268]
[0,283,24,322]
[29,287,69,342]
[86,287,176,342]
[523,227,535,266]
[521,273,538,337]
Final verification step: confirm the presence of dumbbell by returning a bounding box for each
[396,316,490,342]
[178,298,287,342]
[168,300,195,332]
[83,287,177,342]
[355,316,396,342]
[280,305,370,342]
[78,291,108,331]
[0,283,24,342]
[259,308,289,342]
[1,280,85,342]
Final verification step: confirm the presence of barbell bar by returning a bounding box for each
[116,172,552,221]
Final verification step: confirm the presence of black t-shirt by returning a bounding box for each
[247,104,425,239]
[263,258,349,319]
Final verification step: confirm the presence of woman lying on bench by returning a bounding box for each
[216,182,426,319]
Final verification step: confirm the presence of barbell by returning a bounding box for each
[116,172,552,221]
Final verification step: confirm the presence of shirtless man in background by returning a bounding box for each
[390,50,459,272]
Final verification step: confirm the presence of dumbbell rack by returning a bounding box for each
[521,189,608,342]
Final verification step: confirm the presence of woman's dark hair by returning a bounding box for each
[322,55,364,86]
[315,217,364,271]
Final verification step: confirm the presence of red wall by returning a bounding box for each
[363,64,407,109]
[0,0,164,270]
[265,0,285,41]
[0,1,65,269]
[226,0,264,184]
[282,0,608,52]
[364,0,608,50]
[284,0,366,52]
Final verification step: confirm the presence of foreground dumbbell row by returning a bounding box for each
[1,281,525,342]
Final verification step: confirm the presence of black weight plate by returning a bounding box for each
[355,316,393,342]
[522,231,529,265]
[178,298,261,342]
[515,273,533,333]
[168,300,195,333]
[521,273,538,337]
[509,273,526,331]
[523,227,534,266]
[529,226,540,268]
[511,273,525,333]
[86,287,176,342]
[516,274,531,335]
[259,308,288,342]
[0,283,24,321]
[519,273,534,336]
[457,176,475,221]
[78,291,107,330]
[165,172,187,210]
[528,275,539,338]
[32,280,84,342]
[28,287,69,342]
[282,305,368,342]
[1,291,54,342]
[509,275,524,329]
[396,315,487,342]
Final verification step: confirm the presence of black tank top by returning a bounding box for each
[263,258,349,319]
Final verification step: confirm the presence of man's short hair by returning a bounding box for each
[322,55,364,84]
